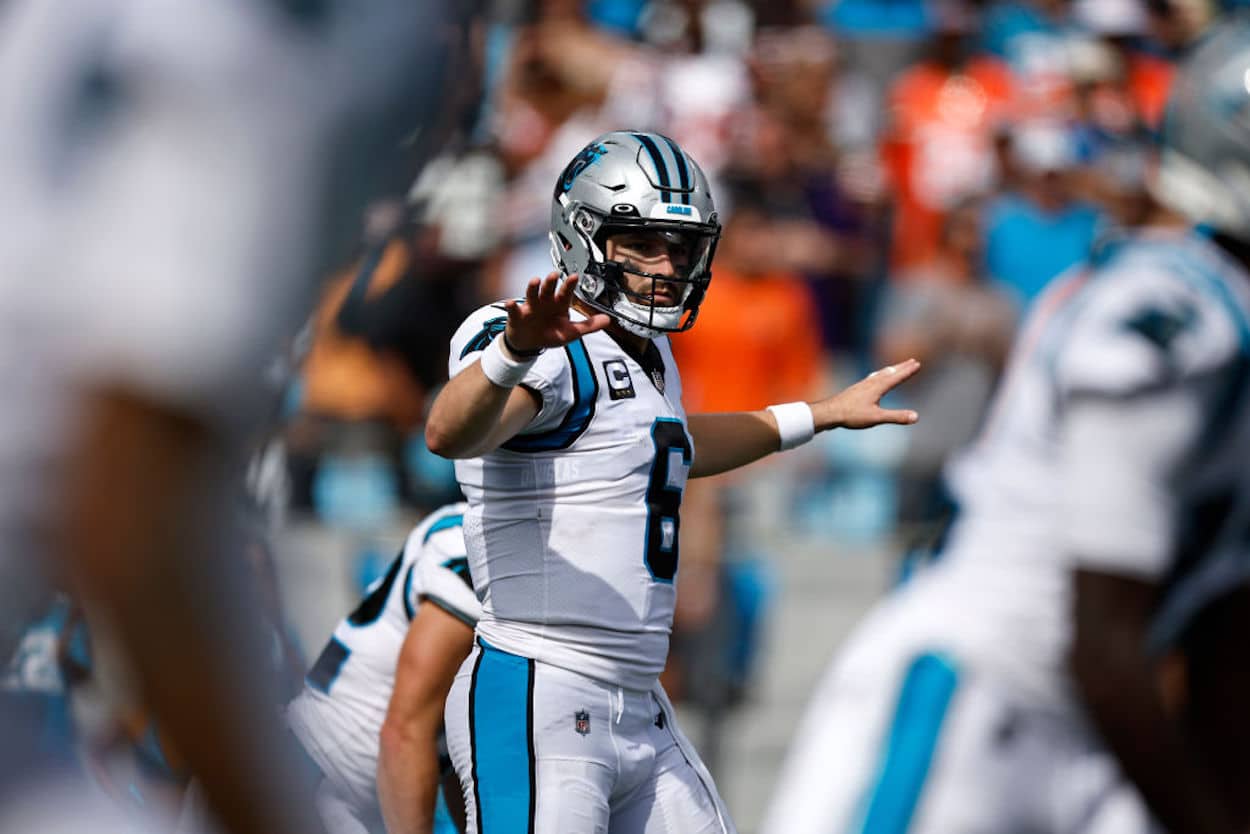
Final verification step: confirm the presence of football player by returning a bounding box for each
[0,1,478,832]
[761,21,1250,834]
[424,131,921,833]
[287,503,479,834]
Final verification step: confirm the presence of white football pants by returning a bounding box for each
[445,639,736,834]
[760,615,1160,834]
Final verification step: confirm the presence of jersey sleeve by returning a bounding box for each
[1058,386,1203,580]
[447,302,575,434]
[412,532,481,628]
[1053,258,1244,579]
[1049,258,1238,399]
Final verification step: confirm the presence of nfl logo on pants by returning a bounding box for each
[575,709,591,736]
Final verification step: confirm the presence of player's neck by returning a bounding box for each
[606,323,651,361]
[605,327,655,368]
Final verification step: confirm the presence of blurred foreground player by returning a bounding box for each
[0,1,479,832]
[425,131,920,833]
[763,20,1250,834]
[287,503,479,834]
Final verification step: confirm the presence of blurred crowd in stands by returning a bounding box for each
[272,0,1238,776]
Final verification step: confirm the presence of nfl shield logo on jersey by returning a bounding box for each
[575,709,591,736]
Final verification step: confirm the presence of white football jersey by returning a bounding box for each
[904,228,1250,712]
[287,503,481,807]
[0,0,433,660]
[0,0,459,630]
[448,303,693,691]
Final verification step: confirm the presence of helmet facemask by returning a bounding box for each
[552,203,720,338]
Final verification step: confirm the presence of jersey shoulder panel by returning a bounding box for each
[401,503,469,619]
[415,535,480,628]
[447,301,574,433]
[1049,235,1250,400]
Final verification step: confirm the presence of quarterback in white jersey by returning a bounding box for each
[425,131,922,833]
[288,503,480,834]
[0,1,477,832]
[763,24,1250,834]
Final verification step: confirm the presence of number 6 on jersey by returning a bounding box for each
[644,418,693,582]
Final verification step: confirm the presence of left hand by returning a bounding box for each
[812,358,922,431]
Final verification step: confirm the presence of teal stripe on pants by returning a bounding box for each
[854,652,959,834]
[470,640,536,833]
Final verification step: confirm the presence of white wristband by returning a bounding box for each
[767,401,816,451]
[479,335,536,388]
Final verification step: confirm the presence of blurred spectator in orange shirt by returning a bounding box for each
[880,1,1015,271]
[1125,48,1174,129]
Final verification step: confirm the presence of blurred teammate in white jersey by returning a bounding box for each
[763,21,1250,834]
[286,503,479,834]
[0,1,478,832]
[424,130,921,833]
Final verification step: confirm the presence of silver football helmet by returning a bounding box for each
[1154,17,1250,240]
[549,131,720,338]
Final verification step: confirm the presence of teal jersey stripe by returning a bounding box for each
[424,514,465,542]
[854,652,959,834]
[502,340,598,452]
[440,556,474,589]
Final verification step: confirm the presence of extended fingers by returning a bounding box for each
[554,274,580,305]
[537,271,560,304]
[875,407,920,425]
[524,277,542,307]
[867,358,921,392]
[570,312,612,336]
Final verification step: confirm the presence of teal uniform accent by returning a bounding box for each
[854,652,959,834]
[469,640,536,833]
[502,341,598,452]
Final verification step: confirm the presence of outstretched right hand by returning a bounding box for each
[503,272,612,355]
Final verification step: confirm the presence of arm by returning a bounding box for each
[1055,312,1243,834]
[425,273,609,458]
[378,602,476,834]
[688,359,921,478]
[63,390,325,834]
[424,372,542,460]
[1071,569,1239,834]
